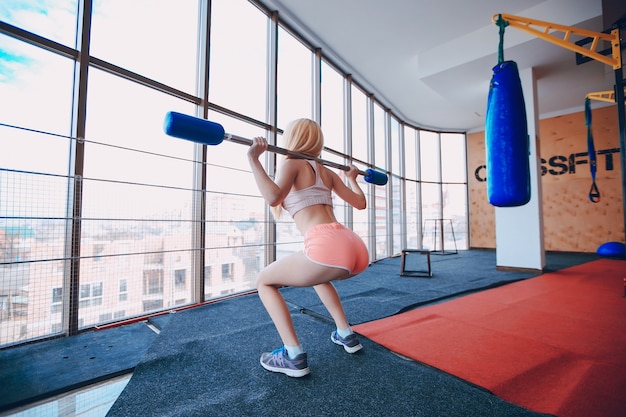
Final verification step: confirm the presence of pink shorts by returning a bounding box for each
[303,223,369,275]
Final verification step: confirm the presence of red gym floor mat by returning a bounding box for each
[354,259,626,417]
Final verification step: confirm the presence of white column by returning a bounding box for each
[495,67,545,271]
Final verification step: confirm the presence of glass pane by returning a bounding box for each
[371,105,387,258]
[318,58,349,223]
[275,216,303,261]
[277,27,313,129]
[0,35,74,346]
[374,104,386,170]
[421,182,441,251]
[206,114,265,174]
[273,129,305,260]
[404,126,417,181]
[390,117,400,175]
[442,183,468,250]
[352,177,372,257]
[391,119,402,253]
[320,60,344,154]
[371,103,387,258]
[420,131,440,183]
[0,0,78,47]
[405,180,421,248]
[91,0,199,93]
[0,35,74,135]
[209,0,268,122]
[441,133,467,183]
[331,184,347,226]
[421,130,442,251]
[80,68,197,327]
[374,185,387,259]
[351,85,368,165]
[391,174,402,255]
[205,112,267,297]
[0,128,70,345]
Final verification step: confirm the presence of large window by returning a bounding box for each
[0,0,468,348]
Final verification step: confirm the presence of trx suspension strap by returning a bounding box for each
[585,97,600,202]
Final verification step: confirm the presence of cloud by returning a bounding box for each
[0,48,33,83]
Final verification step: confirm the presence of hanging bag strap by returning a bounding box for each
[495,14,508,64]
[585,97,600,202]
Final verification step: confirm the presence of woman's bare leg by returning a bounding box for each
[313,282,350,330]
[256,252,348,347]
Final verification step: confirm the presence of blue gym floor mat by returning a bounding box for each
[105,295,551,417]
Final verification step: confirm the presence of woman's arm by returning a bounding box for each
[247,137,297,207]
[328,164,367,210]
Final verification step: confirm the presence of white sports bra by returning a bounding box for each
[281,161,333,216]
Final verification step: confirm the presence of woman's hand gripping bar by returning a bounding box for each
[163,111,388,185]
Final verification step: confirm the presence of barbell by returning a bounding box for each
[163,111,388,186]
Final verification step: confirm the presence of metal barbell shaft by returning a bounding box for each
[163,111,388,185]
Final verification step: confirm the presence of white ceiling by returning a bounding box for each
[259,0,619,132]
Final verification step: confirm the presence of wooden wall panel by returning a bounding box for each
[540,105,622,251]
[467,131,495,248]
[467,105,623,252]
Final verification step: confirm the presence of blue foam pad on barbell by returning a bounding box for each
[163,111,225,146]
[364,169,388,185]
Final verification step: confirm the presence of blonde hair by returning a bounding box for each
[271,119,324,220]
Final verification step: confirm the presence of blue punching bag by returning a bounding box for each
[485,60,531,207]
